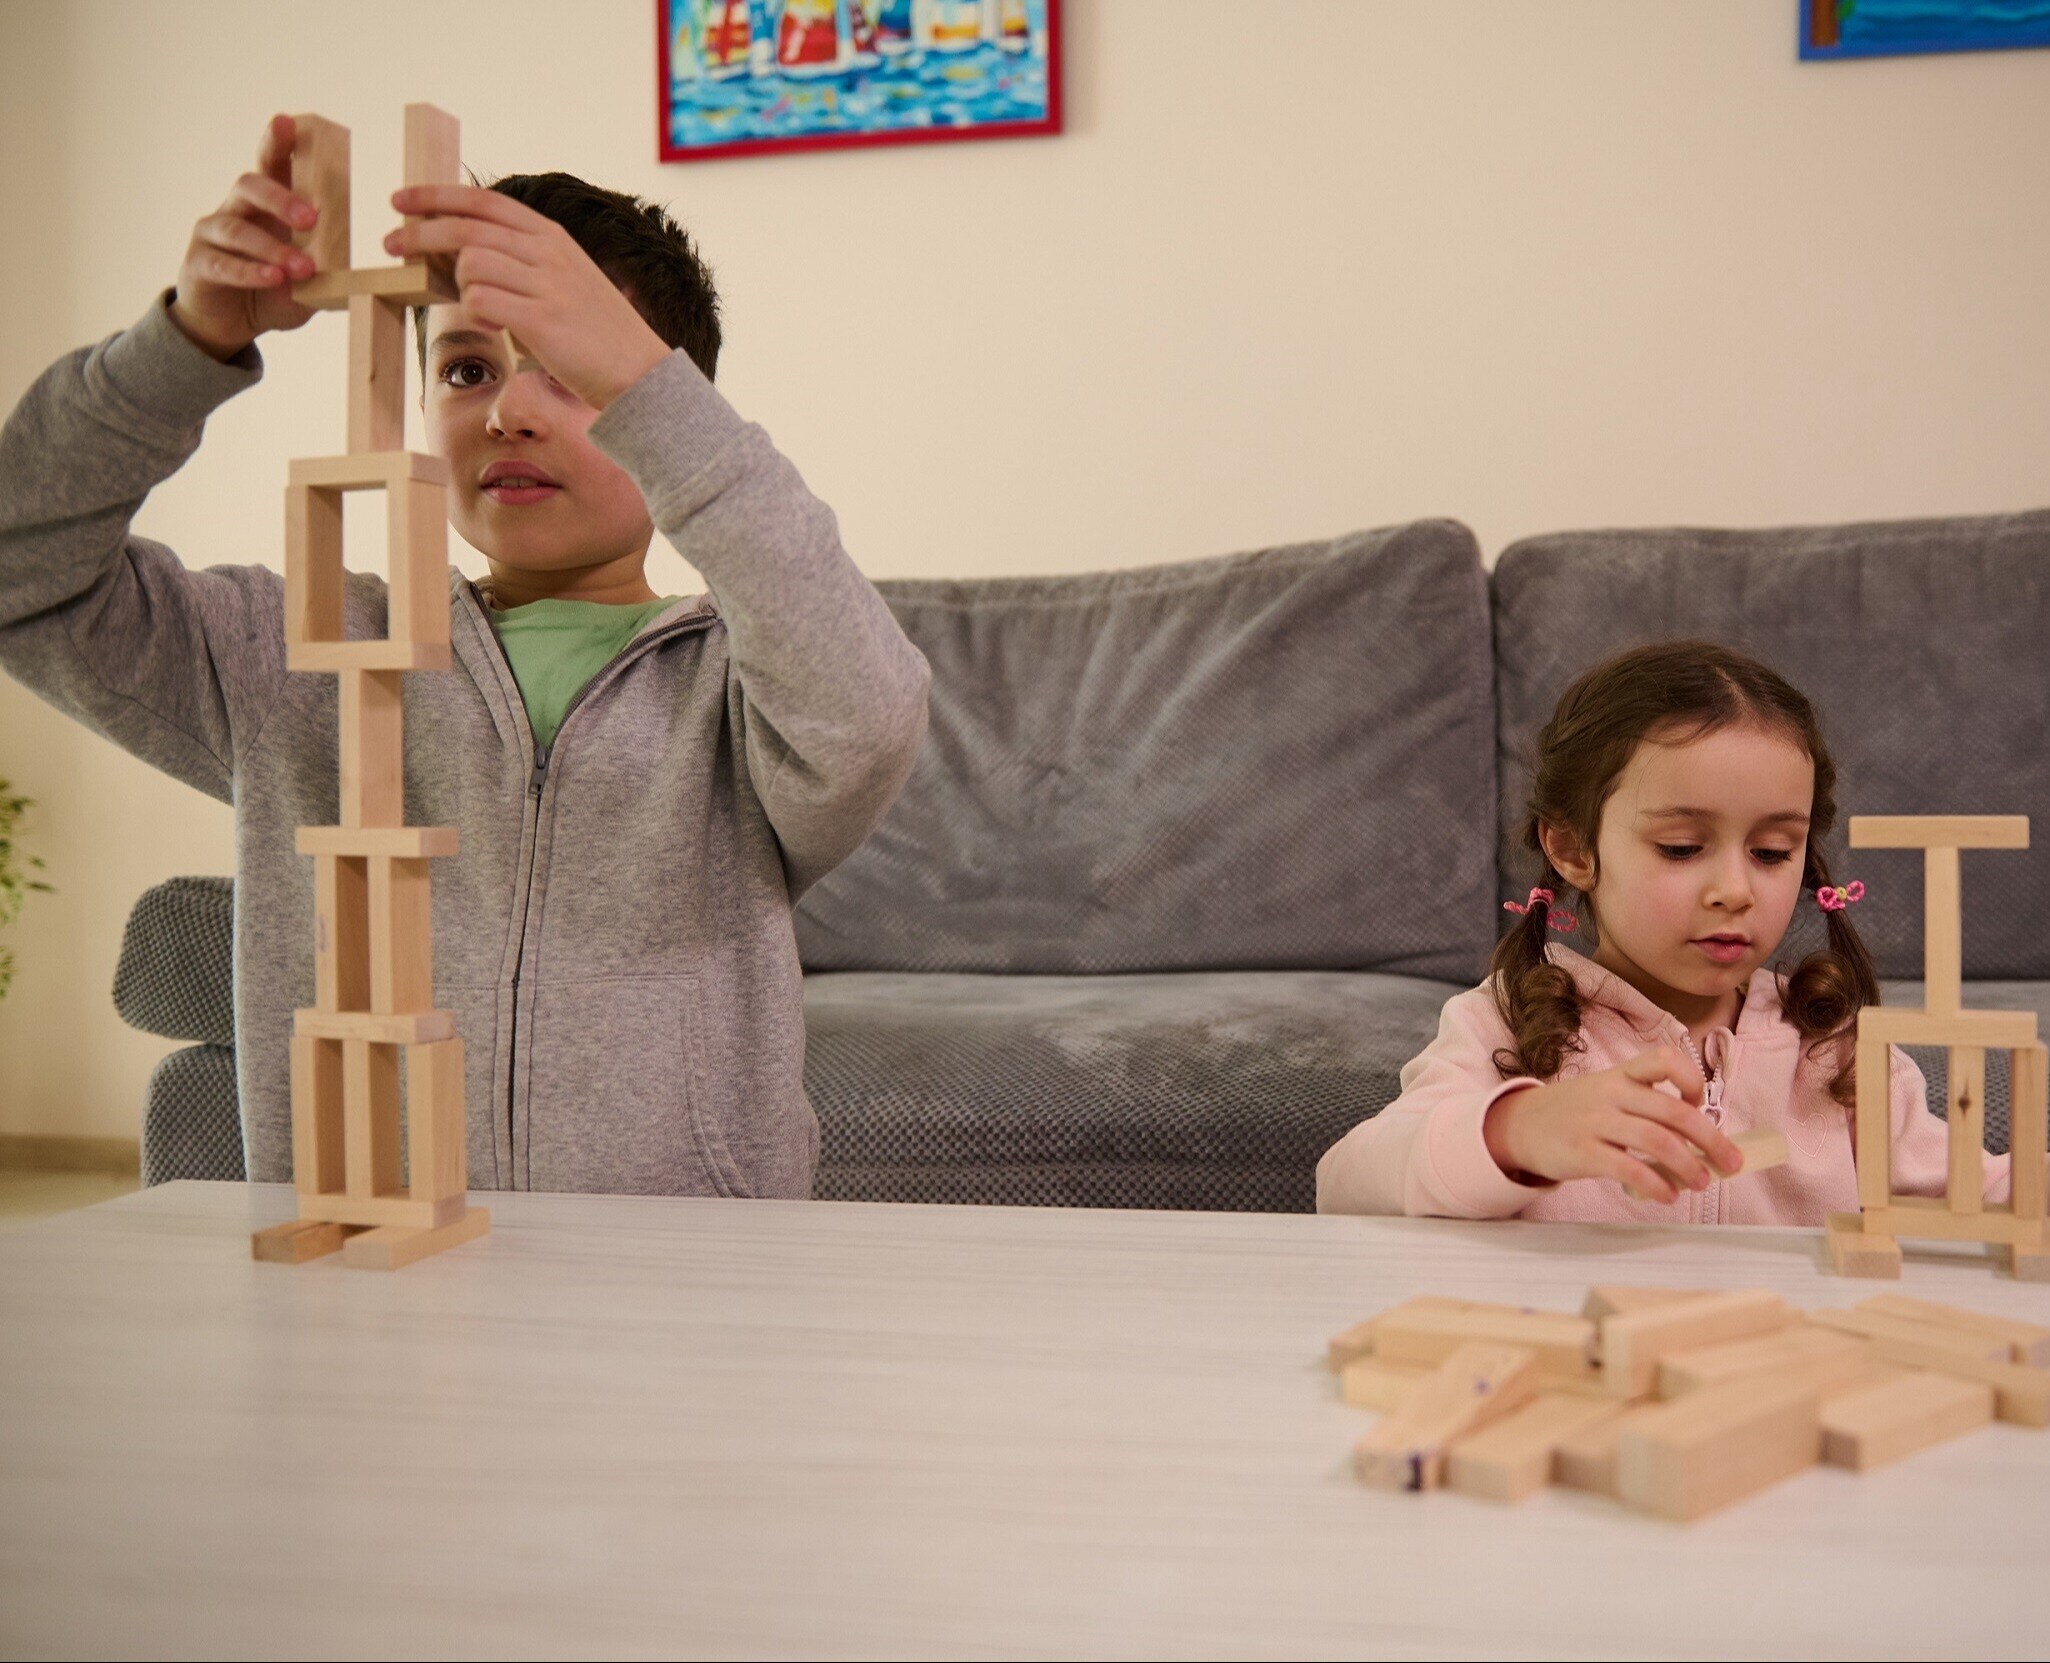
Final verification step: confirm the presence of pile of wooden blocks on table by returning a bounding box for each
[1327,1287,2049,1521]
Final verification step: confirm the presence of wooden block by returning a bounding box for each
[1861,1200,2042,1245]
[368,857,433,1014]
[1614,1375,1821,1523]
[406,1038,468,1206]
[403,102,462,211]
[1848,1337,2050,1426]
[1353,1343,1538,1491]
[296,1190,466,1231]
[341,1039,402,1201]
[290,450,450,490]
[1807,1306,2010,1362]
[251,1218,350,1264]
[339,668,405,829]
[294,263,458,311]
[1553,1402,1665,1497]
[1445,1393,1623,1504]
[1656,1324,1871,1399]
[1338,1357,1429,1412]
[1600,1289,1792,1398]
[1827,1211,1902,1279]
[1581,1287,1713,1322]
[312,853,369,1013]
[388,477,450,647]
[288,640,451,673]
[348,295,407,455]
[295,1008,456,1045]
[1858,1293,2050,1367]
[1922,845,1962,1017]
[1729,1128,1788,1175]
[288,1035,344,1197]
[2011,1044,2046,1224]
[1855,1029,1893,1212]
[1860,1007,2038,1051]
[1820,1371,1995,1471]
[2010,1242,2050,1283]
[298,826,459,860]
[1370,1302,1598,1387]
[283,480,343,647]
[1848,815,2030,850]
[1322,1296,1483,1372]
[342,1205,489,1271]
[288,114,349,274]
[1948,1046,1986,1213]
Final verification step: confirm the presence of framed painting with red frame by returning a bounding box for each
[658,0,1062,163]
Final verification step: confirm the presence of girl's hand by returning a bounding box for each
[1483,1045,1745,1205]
[169,115,320,361]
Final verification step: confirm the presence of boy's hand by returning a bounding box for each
[169,114,320,362]
[1482,1045,1745,1205]
[384,186,672,411]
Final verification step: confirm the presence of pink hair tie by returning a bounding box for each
[1816,880,1866,913]
[1504,886,1577,932]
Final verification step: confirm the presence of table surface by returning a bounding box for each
[2,1183,2047,1661]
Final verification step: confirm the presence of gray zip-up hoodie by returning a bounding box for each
[0,296,930,1196]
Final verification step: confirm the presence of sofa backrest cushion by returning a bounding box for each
[114,874,235,1044]
[1491,509,2050,980]
[796,521,1499,980]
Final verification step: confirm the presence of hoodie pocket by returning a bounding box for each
[523,972,739,1196]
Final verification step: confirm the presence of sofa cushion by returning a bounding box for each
[796,522,1498,984]
[803,969,1464,1210]
[113,875,235,1044]
[1492,510,2050,980]
[140,1043,244,1185]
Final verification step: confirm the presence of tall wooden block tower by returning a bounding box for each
[251,105,489,1271]
[1826,815,2048,1282]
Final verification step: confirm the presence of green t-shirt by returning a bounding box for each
[486,595,679,750]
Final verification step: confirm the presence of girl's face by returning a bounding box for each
[1547,723,1815,1018]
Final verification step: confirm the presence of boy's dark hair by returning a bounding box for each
[1489,640,1879,1104]
[413,171,721,384]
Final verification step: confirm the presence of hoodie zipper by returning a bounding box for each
[1681,1033,1727,1225]
[471,591,716,1188]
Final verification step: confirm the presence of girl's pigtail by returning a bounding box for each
[1782,848,1882,1105]
[1489,851,1586,1081]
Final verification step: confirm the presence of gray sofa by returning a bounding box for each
[115,507,2050,1202]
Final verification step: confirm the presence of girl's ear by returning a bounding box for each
[1538,819,1597,892]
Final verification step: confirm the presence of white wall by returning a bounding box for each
[3,0,2047,1139]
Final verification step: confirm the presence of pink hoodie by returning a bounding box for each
[1315,944,2011,1224]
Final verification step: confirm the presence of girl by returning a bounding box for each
[1316,640,2012,1223]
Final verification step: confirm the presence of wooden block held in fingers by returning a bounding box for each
[347,295,407,455]
[339,669,405,829]
[1353,1343,1538,1492]
[1338,1357,1428,1412]
[1848,815,2030,850]
[1948,1047,1986,1214]
[294,263,456,311]
[368,857,433,1014]
[342,1204,489,1271]
[406,1038,467,1205]
[1445,1393,1623,1504]
[341,1039,402,1201]
[1656,1324,1871,1399]
[1807,1306,2010,1362]
[403,103,462,192]
[1821,1371,1994,1471]
[1601,1289,1792,1398]
[1827,1212,1902,1279]
[388,477,450,647]
[1728,1128,1788,1175]
[2010,1044,2046,1224]
[1857,1293,2050,1367]
[251,1218,350,1263]
[1371,1301,1598,1387]
[1582,1287,1713,1322]
[313,853,369,1013]
[288,114,349,273]
[289,1035,344,1197]
[1615,1375,1821,1523]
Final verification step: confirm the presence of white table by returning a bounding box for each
[1,1182,2046,1660]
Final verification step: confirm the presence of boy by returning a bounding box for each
[0,115,930,1197]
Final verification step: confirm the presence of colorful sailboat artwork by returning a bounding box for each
[660,0,1061,160]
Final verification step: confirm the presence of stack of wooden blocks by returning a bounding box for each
[251,106,488,1272]
[1328,1286,2049,1520]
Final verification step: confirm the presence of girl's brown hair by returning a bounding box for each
[1491,640,1878,1102]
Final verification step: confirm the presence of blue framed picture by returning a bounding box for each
[659,0,1062,163]
[1802,0,2050,60]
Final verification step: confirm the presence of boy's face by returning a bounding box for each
[420,299,654,578]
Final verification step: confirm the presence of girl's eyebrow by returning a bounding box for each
[1638,806,1810,826]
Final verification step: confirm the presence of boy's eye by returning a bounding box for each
[437,357,494,390]
[1654,843,1699,861]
